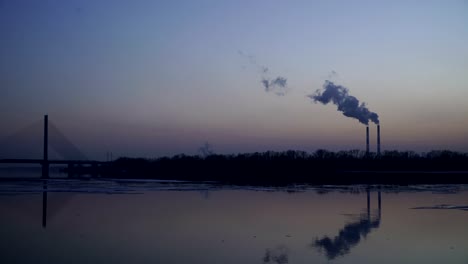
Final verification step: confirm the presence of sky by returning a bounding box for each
[1,0,468,160]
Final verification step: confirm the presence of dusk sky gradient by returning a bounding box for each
[1,0,467,159]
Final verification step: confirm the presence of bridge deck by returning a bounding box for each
[0,159,107,165]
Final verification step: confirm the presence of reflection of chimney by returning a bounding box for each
[377,125,381,155]
[366,126,369,154]
[366,188,370,217]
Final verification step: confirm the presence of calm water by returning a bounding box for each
[1,179,468,264]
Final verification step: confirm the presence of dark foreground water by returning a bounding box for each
[1,179,468,264]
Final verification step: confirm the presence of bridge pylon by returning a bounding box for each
[42,115,49,179]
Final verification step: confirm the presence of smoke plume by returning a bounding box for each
[261,76,287,96]
[309,81,379,125]
[327,70,338,80]
[238,50,288,96]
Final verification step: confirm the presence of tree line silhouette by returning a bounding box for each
[95,149,468,184]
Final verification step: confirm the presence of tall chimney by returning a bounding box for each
[366,125,369,154]
[377,124,381,155]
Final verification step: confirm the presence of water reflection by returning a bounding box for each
[313,189,382,260]
[42,182,47,228]
[2,183,468,263]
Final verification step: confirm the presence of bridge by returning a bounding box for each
[0,115,107,178]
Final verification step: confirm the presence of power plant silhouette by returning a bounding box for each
[366,124,381,155]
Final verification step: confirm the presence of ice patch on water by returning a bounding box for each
[412,204,468,211]
[0,179,467,195]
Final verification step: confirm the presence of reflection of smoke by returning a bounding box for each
[238,50,288,96]
[313,211,381,260]
[263,245,289,264]
[309,80,379,125]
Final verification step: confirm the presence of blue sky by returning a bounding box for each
[1,0,467,159]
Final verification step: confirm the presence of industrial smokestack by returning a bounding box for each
[366,126,370,154]
[377,124,381,155]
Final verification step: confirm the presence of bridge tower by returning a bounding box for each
[42,115,49,179]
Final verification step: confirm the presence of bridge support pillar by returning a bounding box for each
[42,115,49,179]
[42,163,49,179]
[67,163,74,178]
[92,163,98,177]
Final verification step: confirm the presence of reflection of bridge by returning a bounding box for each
[0,115,107,178]
[313,189,382,260]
